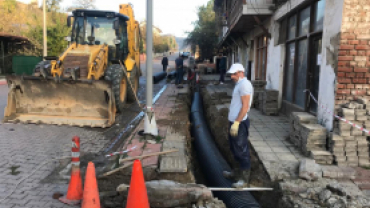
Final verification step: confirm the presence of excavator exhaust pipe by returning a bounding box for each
[3,75,116,128]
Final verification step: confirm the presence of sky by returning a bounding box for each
[17,0,211,37]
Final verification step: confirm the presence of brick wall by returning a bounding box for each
[336,0,370,108]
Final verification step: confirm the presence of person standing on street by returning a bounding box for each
[218,53,227,84]
[223,63,254,188]
[175,54,184,87]
[162,55,168,72]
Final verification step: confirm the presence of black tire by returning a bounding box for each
[127,65,139,103]
[33,60,51,76]
[105,64,128,113]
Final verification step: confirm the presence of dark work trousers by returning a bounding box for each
[176,68,183,85]
[163,65,167,72]
[219,68,226,82]
[228,118,251,170]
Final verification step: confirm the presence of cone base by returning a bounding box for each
[59,196,81,205]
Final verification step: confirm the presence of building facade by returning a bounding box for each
[214,0,370,131]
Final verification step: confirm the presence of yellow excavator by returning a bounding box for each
[3,4,141,128]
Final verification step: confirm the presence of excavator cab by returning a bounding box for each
[70,10,129,63]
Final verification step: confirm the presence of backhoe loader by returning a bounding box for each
[3,4,141,128]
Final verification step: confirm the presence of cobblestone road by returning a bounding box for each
[0,57,173,208]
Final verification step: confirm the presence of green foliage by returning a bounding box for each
[185,0,218,60]
[139,36,144,54]
[4,0,17,13]
[154,44,169,54]
[67,0,96,11]
[25,1,71,56]
[139,22,177,53]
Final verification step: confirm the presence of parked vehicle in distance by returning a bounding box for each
[182,52,191,57]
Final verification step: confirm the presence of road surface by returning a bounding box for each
[0,53,178,208]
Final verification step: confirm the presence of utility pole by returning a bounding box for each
[143,0,158,136]
[43,0,47,58]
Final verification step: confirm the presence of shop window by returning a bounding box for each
[282,0,326,112]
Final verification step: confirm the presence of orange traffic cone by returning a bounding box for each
[82,162,100,208]
[59,137,82,205]
[126,160,150,208]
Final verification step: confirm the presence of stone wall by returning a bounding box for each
[200,84,238,168]
[336,0,370,109]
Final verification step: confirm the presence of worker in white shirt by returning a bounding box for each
[222,63,254,188]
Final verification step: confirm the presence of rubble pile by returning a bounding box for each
[331,99,370,167]
[259,89,279,115]
[251,80,267,109]
[289,112,330,160]
[117,180,226,208]
[279,179,370,208]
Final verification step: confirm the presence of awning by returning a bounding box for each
[0,32,29,42]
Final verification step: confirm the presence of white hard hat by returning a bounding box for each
[227,63,245,74]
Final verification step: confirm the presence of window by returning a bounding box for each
[314,0,325,31]
[283,0,325,111]
[255,35,268,80]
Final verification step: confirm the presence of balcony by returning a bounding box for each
[228,0,274,32]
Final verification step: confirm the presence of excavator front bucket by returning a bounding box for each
[3,75,116,128]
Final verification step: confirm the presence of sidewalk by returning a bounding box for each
[118,84,193,180]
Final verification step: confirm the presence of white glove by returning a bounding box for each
[230,121,240,137]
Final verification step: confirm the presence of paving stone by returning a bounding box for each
[250,140,268,147]
[162,140,185,157]
[271,146,291,153]
[159,156,187,173]
[253,146,273,153]
[258,152,278,161]
[276,153,297,161]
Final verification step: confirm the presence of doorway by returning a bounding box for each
[308,37,322,114]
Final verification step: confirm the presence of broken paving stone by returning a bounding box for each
[338,130,351,137]
[341,108,355,116]
[299,159,322,181]
[343,102,357,109]
[319,189,332,203]
[359,160,370,168]
[326,197,338,207]
[355,109,367,116]
[342,115,355,120]
[357,98,368,104]
[334,156,346,162]
[327,183,347,196]
[355,115,367,121]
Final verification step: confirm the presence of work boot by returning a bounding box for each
[222,168,239,180]
[232,170,250,188]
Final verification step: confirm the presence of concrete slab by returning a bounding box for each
[159,157,187,172]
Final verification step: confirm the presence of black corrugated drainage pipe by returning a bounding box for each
[153,72,167,84]
[167,71,177,79]
[191,91,260,208]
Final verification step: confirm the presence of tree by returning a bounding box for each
[185,0,218,60]
[27,0,70,56]
[68,0,96,11]
[139,37,144,54]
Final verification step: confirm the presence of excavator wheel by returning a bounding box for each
[127,65,139,103]
[105,64,127,113]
